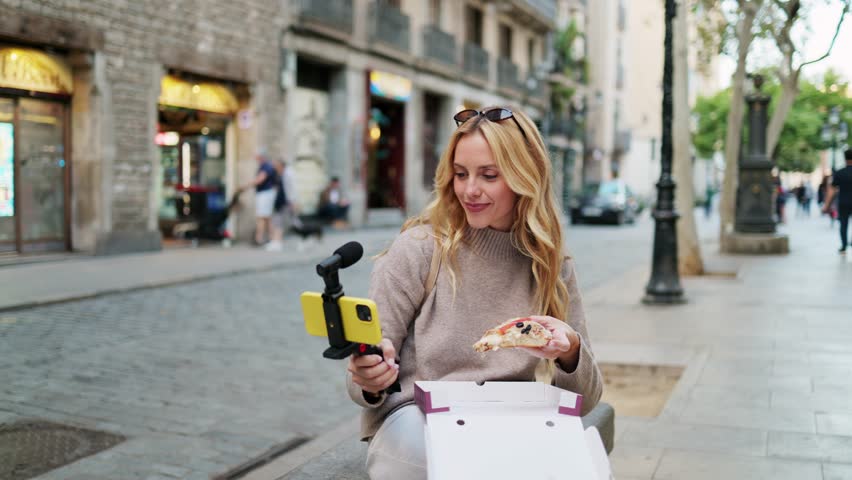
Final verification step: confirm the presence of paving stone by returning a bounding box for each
[768,431,852,463]
[654,450,822,480]
[619,421,768,457]
[678,403,816,434]
[823,463,852,480]
[816,413,852,436]
[608,445,662,479]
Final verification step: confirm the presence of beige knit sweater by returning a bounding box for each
[346,225,603,440]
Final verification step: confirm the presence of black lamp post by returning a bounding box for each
[643,0,684,305]
[822,106,848,173]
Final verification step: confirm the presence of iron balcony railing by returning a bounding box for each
[421,25,456,67]
[463,42,489,80]
[293,0,353,35]
[497,57,521,92]
[369,2,410,53]
[522,0,558,22]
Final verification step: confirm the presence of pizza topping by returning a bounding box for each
[473,318,552,353]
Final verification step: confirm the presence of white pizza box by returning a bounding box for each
[414,381,612,480]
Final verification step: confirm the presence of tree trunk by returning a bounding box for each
[674,0,703,275]
[719,1,760,249]
[766,77,798,157]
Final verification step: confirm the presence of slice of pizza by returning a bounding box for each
[473,317,553,352]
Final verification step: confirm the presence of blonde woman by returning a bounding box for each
[347,107,603,478]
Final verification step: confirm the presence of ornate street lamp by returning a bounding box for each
[822,106,848,173]
[643,0,684,304]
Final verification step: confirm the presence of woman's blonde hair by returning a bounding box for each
[401,107,569,383]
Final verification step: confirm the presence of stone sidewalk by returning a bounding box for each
[588,215,852,480]
[0,228,399,312]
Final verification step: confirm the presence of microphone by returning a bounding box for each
[317,241,363,275]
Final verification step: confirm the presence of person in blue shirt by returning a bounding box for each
[240,154,278,245]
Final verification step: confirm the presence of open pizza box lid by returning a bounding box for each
[414,381,612,480]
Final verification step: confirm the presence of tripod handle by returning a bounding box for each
[356,343,402,394]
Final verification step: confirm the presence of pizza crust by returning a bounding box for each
[473,317,553,352]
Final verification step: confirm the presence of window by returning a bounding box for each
[466,6,483,45]
[499,24,512,60]
[429,0,441,26]
[527,38,535,69]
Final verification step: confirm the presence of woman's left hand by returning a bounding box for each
[518,315,581,366]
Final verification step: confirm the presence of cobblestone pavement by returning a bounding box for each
[1,217,666,479]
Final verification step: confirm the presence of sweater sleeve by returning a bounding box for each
[552,258,603,416]
[346,226,433,408]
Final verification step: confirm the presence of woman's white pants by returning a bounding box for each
[366,405,428,479]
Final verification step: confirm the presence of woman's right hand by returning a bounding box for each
[348,338,399,394]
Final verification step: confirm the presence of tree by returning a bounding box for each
[764,0,850,158]
[693,74,852,173]
[694,0,849,247]
[674,0,703,275]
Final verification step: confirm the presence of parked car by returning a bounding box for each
[570,180,640,225]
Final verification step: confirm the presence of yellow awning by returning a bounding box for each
[0,46,73,95]
[159,75,239,115]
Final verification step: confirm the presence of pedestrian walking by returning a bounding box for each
[239,154,278,246]
[346,107,603,478]
[265,158,300,252]
[775,179,787,224]
[823,149,852,254]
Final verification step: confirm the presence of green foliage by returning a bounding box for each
[693,89,731,159]
[692,71,852,172]
[554,19,586,83]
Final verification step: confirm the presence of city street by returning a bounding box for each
[4,210,852,479]
[2,214,662,480]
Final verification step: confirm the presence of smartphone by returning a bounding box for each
[301,292,383,346]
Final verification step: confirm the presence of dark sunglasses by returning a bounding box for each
[453,108,528,141]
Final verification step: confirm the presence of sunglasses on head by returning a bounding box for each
[453,108,528,141]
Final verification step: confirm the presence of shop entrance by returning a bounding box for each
[0,96,70,254]
[156,74,238,242]
[367,97,405,209]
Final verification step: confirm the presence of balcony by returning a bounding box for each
[499,0,557,30]
[292,0,353,41]
[497,58,522,93]
[617,2,627,31]
[421,25,456,68]
[463,42,489,81]
[369,2,410,55]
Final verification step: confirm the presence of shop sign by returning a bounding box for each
[159,75,239,115]
[369,70,412,102]
[0,123,13,217]
[0,46,73,95]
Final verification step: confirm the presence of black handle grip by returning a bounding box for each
[356,344,401,394]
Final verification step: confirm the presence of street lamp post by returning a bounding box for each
[822,106,849,173]
[643,0,684,304]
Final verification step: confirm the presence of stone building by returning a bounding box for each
[0,0,556,255]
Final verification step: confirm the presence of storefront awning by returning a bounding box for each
[159,75,239,115]
[0,46,73,95]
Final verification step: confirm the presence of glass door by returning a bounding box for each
[0,97,69,253]
[0,98,14,252]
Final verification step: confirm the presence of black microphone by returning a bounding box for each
[317,241,363,275]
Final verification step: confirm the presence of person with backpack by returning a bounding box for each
[345,107,603,477]
[265,158,300,252]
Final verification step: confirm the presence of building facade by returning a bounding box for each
[0,0,556,256]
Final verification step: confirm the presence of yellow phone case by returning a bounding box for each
[301,292,383,345]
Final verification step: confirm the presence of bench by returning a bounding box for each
[280,402,615,480]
